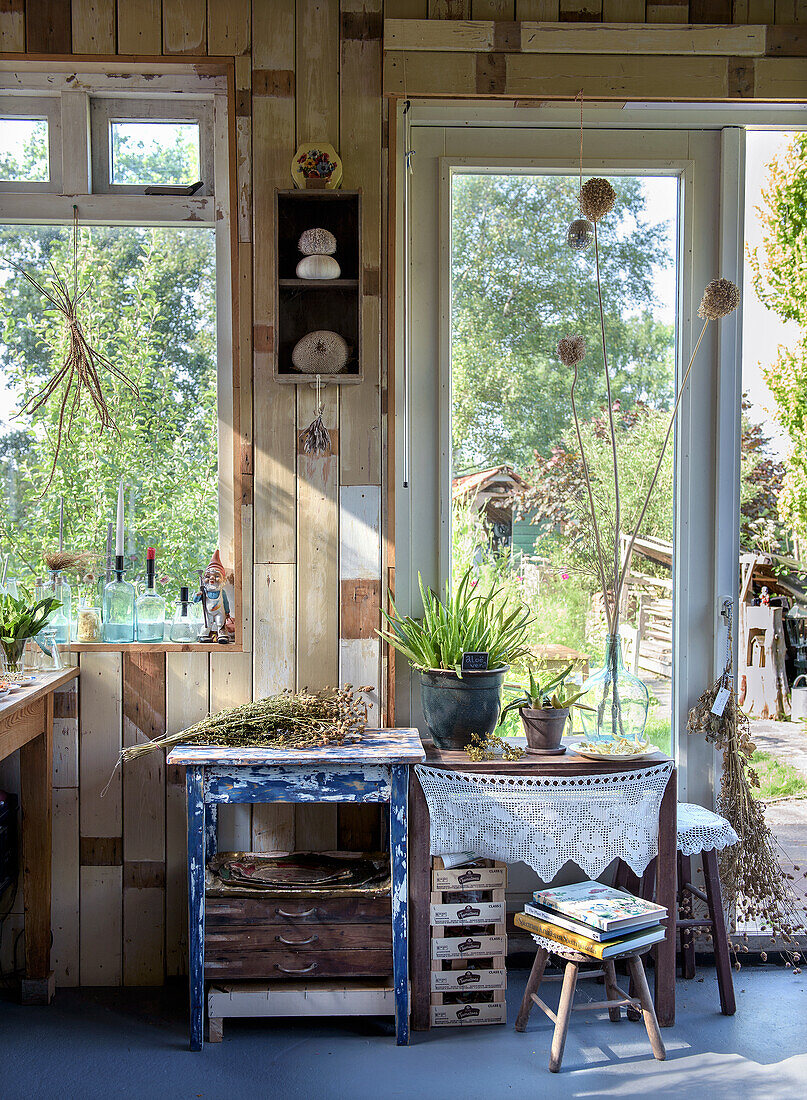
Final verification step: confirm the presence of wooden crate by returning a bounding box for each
[429,858,508,1026]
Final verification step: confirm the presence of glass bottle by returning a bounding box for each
[169,586,204,643]
[102,555,135,643]
[135,548,166,642]
[578,633,650,743]
[36,570,72,644]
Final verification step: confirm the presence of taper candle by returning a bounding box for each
[115,478,124,557]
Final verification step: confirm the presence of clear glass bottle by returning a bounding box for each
[36,570,72,644]
[135,548,166,642]
[102,555,135,643]
[578,633,650,743]
[169,586,204,643]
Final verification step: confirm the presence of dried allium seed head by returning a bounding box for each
[698,278,740,320]
[557,335,587,366]
[579,177,617,222]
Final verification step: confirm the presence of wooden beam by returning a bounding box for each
[384,19,770,55]
[384,49,735,96]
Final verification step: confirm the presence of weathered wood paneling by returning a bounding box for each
[0,0,25,51]
[72,0,115,52]
[162,0,206,55]
[116,0,161,52]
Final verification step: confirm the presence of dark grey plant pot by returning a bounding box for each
[420,667,508,751]
[520,707,570,754]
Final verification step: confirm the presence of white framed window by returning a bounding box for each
[0,95,62,192]
[0,66,239,646]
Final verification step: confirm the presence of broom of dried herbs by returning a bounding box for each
[117,685,373,767]
[687,612,805,970]
[10,208,139,492]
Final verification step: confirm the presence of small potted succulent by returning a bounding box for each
[499,664,592,755]
[378,569,532,750]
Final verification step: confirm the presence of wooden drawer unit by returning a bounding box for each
[205,895,392,981]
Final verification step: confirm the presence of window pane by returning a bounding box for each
[0,118,48,182]
[450,173,678,754]
[110,121,200,186]
[0,224,217,603]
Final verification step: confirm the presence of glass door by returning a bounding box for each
[397,117,734,805]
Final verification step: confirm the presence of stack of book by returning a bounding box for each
[514,879,667,959]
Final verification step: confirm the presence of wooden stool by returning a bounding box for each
[675,803,738,1016]
[615,803,738,1017]
[515,936,666,1073]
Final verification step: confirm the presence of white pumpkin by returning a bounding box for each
[296,254,341,280]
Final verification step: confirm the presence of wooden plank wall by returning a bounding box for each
[0,0,803,986]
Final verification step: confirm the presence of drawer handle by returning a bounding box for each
[276,962,317,975]
[277,907,316,918]
[276,934,319,946]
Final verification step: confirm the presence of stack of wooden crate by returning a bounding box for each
[430,857,507,1027]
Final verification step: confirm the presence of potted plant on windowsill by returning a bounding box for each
[499,664,593,755]
[0,590,61,676]
[378,569,532,751]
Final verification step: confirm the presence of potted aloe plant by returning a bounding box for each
[0,590,61,675]
[499,663,592,755]
[378,569,532,750]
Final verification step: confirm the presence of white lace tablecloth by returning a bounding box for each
[415,761,674,880]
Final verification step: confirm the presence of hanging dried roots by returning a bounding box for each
[300,407,332,455]
[11,262,139,493]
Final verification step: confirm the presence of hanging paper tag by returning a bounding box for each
[711,686,730,716]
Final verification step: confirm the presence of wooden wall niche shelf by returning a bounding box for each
[275,190,362,384]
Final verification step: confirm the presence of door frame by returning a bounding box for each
[391,103,791,807]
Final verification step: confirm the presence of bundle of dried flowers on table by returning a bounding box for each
[118,685,373,767]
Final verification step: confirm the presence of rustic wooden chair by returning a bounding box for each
[515,935,666,1073]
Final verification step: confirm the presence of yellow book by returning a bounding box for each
[514,911,666,960]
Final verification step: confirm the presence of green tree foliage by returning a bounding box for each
[451,174,675,471]
[0,130,217,596]
[749,134,807,542]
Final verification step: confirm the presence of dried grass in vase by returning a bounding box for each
[687,655,805,970]
[117,685,373,768]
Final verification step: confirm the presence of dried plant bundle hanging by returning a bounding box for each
[300,374,332,455]
[11,207,139,492]
[116,685,373,768]
[687,609,805,964]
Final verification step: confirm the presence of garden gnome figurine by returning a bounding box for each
[195,549,234,644]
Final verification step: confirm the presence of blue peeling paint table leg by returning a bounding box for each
[186,765,206,1052]
[389,764,409,1045]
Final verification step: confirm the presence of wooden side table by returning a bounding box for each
[0,666,79,1004]
[409,741,678,1030]
[168,728,425,1051]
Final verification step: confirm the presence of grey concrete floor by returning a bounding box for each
[1,965,805,1100]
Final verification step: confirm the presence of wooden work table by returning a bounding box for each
[409,740,677,1030]
[0,666,79,1004]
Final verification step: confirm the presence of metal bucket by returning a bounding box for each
[791,675,807,722]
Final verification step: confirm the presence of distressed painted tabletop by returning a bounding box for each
[167,727,425,767]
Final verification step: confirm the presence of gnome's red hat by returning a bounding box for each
[207,549,226,579]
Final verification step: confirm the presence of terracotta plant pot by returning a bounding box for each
[520,706,570,755]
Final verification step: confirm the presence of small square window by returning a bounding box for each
[0,118,49,182]
[110,120,201,187]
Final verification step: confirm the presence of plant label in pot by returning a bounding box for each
[461,651,489,672]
